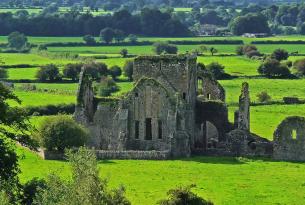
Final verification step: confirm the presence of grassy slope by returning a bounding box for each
[18,147,305,205]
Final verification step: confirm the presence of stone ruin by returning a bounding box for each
[74,54,302,161]
[273,116,305,161]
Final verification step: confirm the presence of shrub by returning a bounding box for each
[128,34,138,44]
[256,91,271,103]
[123,60,134,81]
[120,48,128,58]
[109,65,122,80]
[158,185,213,205]
[283,97,300,104]
[8,31,29,51]
[97,76,119,97]
[0,68,7,79]
[37,115,89,152]
[236,45,261,58]
[246,50,262,58]
[37,44,47,51]
[293,58,305,76]
[153,42,178,55]
[63,63,83,81]
[22,178,47,205]
[206,62,225,79]
[25,104,75,116]
[33,147,130,205]
[258,58,291,78]
[36,64,61,82]
[271,49,289,61]
[83,35,96,45]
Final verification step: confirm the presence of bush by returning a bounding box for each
[123,60,134,81]
[120,48,128,58]
[37,115,89,152]
[36,64,61,82]
[37,44,47,51]
[153,42,178,55]
[83,62,108,80]
[0,68,8,79]
[283,97,300,104]
[128,34,138,44]
[83,35,96,45]
[63,63,83,81]
[22,178,47,205]
[8,31,29,51]
[206,62,225,79]
[258,58,291,78]
[158,185,213,205]
[25,104,75,116]
[271,49,289,61]
[256,91,271,103]
[109,65,122,80]
[98,76,119,97]
[33,147,130,205]
[236,45,261,58]
[293,58,305,76]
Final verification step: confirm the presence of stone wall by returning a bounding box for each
[273,116,305,161]
[198,72,225,102]
[236,82,250,131]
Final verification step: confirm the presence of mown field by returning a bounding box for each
[1,35,305,204]
[18,147,305,205]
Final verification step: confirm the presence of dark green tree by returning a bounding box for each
[83,35,96,45]
[271,49,289,61]
[7,31,28,50]
[100,27,115,44]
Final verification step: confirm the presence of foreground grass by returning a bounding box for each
[18,147,305,205]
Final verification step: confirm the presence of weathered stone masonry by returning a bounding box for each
[73,54,302,161]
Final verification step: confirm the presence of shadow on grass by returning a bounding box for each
[98,160,116,165]
[179,156,246,165]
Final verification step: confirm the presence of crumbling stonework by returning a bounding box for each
[74,54,301,161]
[235,82,250,131]
[273,116,305,161]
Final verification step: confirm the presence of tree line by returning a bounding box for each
[0,8,190,37]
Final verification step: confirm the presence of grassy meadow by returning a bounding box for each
[1,34,305,204]
[18,147,305,205]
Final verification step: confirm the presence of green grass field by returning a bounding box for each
[17,147,305,205]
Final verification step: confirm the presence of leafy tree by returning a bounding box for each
[293,58,305,76]
[230,13,270,35]
[206,62,225,79]
[0,191,10,205]
[37,44,47,51]
[7,31,28,50]
[22,178,47,205]
[114,29,126,43]
[63,63,83,81]
[153,42,178,55]
[257,91,272,103]
[199,45,208,54]
[100,27,115,44]
[209,47,218,56]
[128,34,138,44]
[0,82,37,203]
[258,58,291,78]
[120,48,128,58]
[37,115,89,152]
[83,62,108,80]
[33,147,130,205]
[158,185,213,205]
[123,60,134,81]
[0,68,7,79]
[271,49,289,61]
[83,35,96,45]
[98,76,119,97]
[36,64,61,82]
[109,65,122,80]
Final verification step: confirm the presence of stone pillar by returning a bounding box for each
[237,82,250,131]
[74,67,95,123]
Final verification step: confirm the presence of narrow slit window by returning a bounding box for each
[292,129,297,140]
[145,118,152,140]
[135,121,139,139]
[183,93,186,100]
[158,120,162,139]
[207,93,211,100]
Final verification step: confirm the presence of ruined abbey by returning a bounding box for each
[74,54,305,161]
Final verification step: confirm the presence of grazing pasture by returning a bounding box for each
[18,146,305,205]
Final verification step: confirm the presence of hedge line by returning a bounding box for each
[252,40,305,44]
[42,40,244,47]
[26,103,75,116]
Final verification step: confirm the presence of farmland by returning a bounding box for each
[1,34,305,204]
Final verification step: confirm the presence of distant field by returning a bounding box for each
[220,78,305,105]
[18,147,305,205]
[10,90,75,107]
[7,67,39,80]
